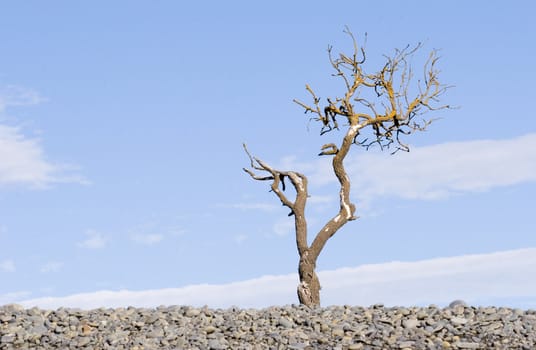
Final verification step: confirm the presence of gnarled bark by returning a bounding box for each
[244,28,450,307]
[243,123,359,307]
[297,250,320,306]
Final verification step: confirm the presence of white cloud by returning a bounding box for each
[0,291,31,305]
[288,133,536,201]
[131,233,163,245]
[0,124,88,189]
[127,218,187,243]
[0,85,46,113]
[0,86,87,189]
[349,133,536,200]
[17,247,536,310]
[0,259,15,272]
[77,230,108,249]
[0,125,59,188]
[40,261,63,273]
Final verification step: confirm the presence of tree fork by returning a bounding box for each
[244,28,450,307]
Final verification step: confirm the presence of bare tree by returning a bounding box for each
[244,28,451,307]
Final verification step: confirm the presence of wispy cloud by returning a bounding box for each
[77,230,108,249]
[348,133,536,201]
[126,217,186,243]
[167,226,187,237]
[0,125,59,188]
[0,259,15,272]
[0,291,31,305]
[40,261,63,273]
[17,247,536,310]
[283,134,536,202]
[0,85,87,189]
[131,233,163,245]
[0,85,46,113]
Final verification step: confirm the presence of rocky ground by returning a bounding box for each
[1,302,535,349]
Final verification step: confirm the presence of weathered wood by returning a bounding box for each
[244,28,450,307]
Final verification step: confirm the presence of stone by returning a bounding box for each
[432,321,446,332]
[403,318,419,329]
[77,336,91,347]
[399,308,411,316]
[449,300,467,308]
[0,314,13,322]
[147,327,164,338]
[342,335,353,344]
[331,327,345,337]
[185,307,201,317]
[455,341,481,349]
[0,334,15,343]
[1,304,535,349]
[80,323,92,335]
[4,304,24,313]
[205,325,217,334]
[450,316,468,325]
[277,317,293,328]
[208,338,227,349]
[320,322,330,332]
[416,311,429,319]
[30,324,48,334]
[398,340,415,348]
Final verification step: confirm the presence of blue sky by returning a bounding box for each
[1,1,536,308]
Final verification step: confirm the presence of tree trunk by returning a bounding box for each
[297,251,321,307]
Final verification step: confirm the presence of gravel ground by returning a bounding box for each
[1,302,536,349]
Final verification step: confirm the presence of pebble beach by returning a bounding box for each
[1,302,536,349]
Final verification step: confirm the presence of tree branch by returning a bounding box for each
[244,28,451,307]
[243,144,309,255]
[293,28,452,261]
[293,30,452,152]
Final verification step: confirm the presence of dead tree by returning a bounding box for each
[244,28,450,307]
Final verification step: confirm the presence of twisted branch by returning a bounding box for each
[244,28,451,307]
[294,28,452,153]
[243,144,309,255]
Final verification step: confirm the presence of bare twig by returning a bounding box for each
[245,28,451,307]
[293,30,451,152]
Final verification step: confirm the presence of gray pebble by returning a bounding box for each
[402,318,419,329]
[1,304,535,349]
[455,341,481,348]
[208,338,227,349]
[398,340,415,348]
[277,317,293,328]
[0,334,15,343]
[449,299,467,308]
[450,316,468,325]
